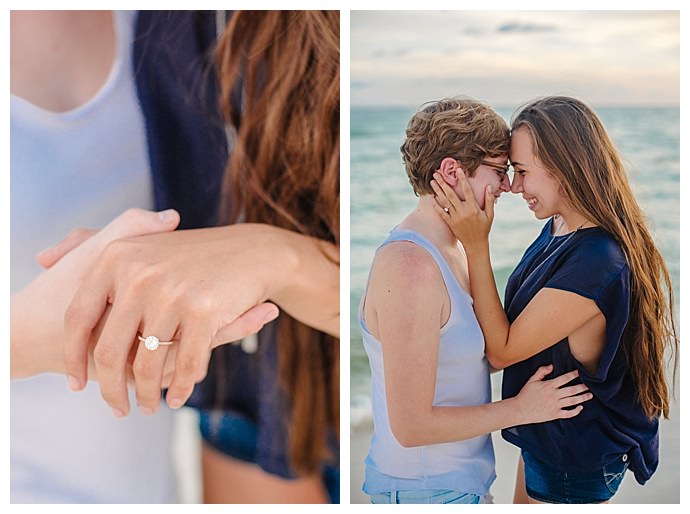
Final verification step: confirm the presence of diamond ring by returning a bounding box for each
[138,335,175,351]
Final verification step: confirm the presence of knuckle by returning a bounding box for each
[68,227,89,240]
[180,293,214,317]
[64,304,85,332]
[178,356,201,376]
[93,345,119,369]
[122,207,144,224]
[103,238,127,262]
[133,358,159,381]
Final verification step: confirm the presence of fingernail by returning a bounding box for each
[264,309,279,323]
[67,375,81,391]
[168,398,183,409]
[111,407,126,418]
[158,209,176,223]
[488,186,493,194]
[140,406,155,416]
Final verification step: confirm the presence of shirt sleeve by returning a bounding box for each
[544,234,630,381]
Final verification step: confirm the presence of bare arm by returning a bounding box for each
[367,243,590,448]
[431,173,601,369]
[262,226,339,338]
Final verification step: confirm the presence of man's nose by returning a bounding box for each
[500,173,511,192]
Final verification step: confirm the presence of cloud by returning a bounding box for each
[497,21,557,33]
[371,48,412,59]
[351,11,679,107]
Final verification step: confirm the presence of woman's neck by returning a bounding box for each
[553,206,592,235]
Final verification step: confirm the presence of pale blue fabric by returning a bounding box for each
[10,11,176,503]
[359,228,496,496]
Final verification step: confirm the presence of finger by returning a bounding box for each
[432,173,464,211]
[455,168,480,208]
[484,185,496,222]
[430,198,452,222]
[429,177,452,206]
[526,364,553,383]
[548,369,580,388]
[559,392,594,408]
[166,320,216,410]
[37,228,97,269]
[91,296,143,417]
[90,208,180,249]
[133,318,178,415]
[212,303,279,348]
[63,209,180,391]
[557,383,590,398]
[557,404,584,419]
[64,268,113,391]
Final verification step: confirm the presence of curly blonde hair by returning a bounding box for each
[401,97,509,196]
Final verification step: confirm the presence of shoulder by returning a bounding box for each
[373,241,444,287]
[568,228,628,272]
[551,228,630,302]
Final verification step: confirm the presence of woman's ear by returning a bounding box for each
[437,157,462,187]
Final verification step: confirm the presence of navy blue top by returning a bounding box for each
[501,218,658,485]
[132,11,339,488]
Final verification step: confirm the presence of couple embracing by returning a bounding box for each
[358,96,677,504]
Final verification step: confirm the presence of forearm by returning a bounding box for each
[392,397,525,447]
[10,289,65,379]
[264,226,340,338]
[465,242,510,367]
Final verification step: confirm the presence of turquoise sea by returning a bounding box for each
[350,105,680,428]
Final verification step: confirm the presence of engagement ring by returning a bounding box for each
[138,335,175,351]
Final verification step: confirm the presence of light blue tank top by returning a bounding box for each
[359,228,496,495]
[10,11,176,503]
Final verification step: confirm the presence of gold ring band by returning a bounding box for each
[138,335,175,351]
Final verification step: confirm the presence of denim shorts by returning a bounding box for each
[369,489,482,504]
[522,450,629,504]
[199,410,340,503]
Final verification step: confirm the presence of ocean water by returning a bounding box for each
[350,105,680,428]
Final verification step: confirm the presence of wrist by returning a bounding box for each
[463,239,490,259]
[11,288,65,379]
[505,395,529,427]
[223,223,300,299]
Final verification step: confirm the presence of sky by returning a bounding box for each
[350,10,680,107]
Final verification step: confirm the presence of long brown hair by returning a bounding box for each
[512,96,678,419]
[215,11,339,474]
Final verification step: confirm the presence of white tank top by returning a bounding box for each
[10,11,177,503]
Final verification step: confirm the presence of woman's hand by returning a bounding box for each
[63,223,337,417]
[11,209,181,380]
[513,365,593,424]
[430,170,494,249]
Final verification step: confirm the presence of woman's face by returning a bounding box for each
[509,127,563,219]
[466,155,511,209]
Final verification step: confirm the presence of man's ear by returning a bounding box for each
[437,157,462,186]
